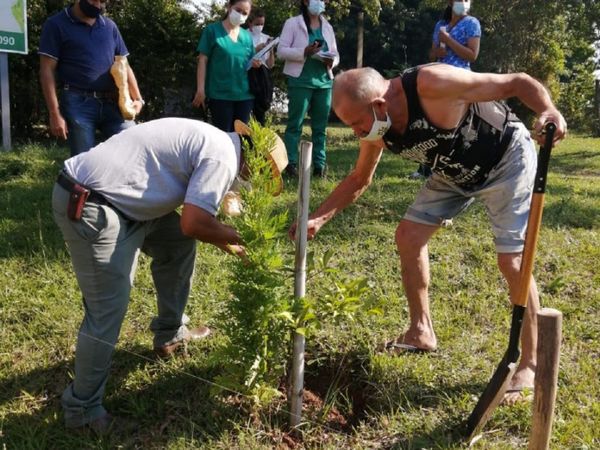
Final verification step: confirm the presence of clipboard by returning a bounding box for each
[246,37,279,70]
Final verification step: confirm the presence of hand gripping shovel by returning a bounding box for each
[464,122,557,440]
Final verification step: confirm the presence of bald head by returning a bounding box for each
[332,67,388,111]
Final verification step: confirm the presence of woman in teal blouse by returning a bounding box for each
[193,0,259,132]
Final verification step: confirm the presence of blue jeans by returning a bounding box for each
[61,90,135,156]
[207,98,254,132]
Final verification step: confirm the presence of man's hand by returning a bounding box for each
[288,217,322,242]
[132,99,144,115]
[533,109,567,145]
[49,112,68,140]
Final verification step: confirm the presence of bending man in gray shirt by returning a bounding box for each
[52,117,287,433]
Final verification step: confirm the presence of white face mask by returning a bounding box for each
[229,9,248,27]
[308,0,326,16]
[360,106,391,141]
[251,25,264,35]
[452,1,470,16]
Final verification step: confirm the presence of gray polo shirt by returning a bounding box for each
[64,118,241,221]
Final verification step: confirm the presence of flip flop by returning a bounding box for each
[377,339,435,355]
[501,386,534,405]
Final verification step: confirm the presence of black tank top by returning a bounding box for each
[383,66,520,188]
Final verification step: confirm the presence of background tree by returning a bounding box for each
[5,0,600,140]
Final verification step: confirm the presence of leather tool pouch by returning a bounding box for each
[67,184,90,221]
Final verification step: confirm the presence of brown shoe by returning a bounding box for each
[154,325,211,359]
[68,413,115,435]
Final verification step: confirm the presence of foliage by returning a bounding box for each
[7,0,600,135]
[212,121,374,404]
[557,60,597,135]
[109,0,201,119]
[8,0,200,140]
[211,120,292,402]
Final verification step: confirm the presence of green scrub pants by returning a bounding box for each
[284,86,332,170]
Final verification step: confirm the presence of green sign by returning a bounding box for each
[0,0,27,54]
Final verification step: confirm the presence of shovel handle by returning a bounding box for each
[534,122,557,194]
[513,122,556,307]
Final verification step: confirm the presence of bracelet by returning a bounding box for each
[134,98,145,106]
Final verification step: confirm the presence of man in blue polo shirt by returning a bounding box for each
[39,0,144,156]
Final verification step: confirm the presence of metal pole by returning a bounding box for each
[0,52,11,151]
[290,140,312,432]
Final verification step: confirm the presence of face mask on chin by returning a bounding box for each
[360,106,392,142]
[452,1,470,16]
[79,0,103,19]
[229,9,248,27]
[308,0,326,16]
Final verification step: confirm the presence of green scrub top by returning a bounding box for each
[287,27,332,89]
[197,22,254,101]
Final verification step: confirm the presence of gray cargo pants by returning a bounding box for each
[52,183,196,427]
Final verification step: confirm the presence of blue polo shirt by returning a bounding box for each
[39,6,129,92]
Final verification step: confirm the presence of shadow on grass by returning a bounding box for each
[0,147,66,259]
[0,345,239,449]
[301,348,485,448]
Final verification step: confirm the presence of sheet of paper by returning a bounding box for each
[246,37,279,70]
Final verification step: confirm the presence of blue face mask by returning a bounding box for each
[452,1,470,16]
[308,0,326,16]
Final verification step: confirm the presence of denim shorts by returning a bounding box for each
[404,123,537,253]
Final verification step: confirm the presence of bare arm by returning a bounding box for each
[289,140,384,240]
[39,55,67,140]
[126,65,143,114]
[192,54,208,108]
[180,203,245,256]
[440,31,480,62]
[418,65,567,142]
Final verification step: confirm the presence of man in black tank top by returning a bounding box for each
[289,64,566,405]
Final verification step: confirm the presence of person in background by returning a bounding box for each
[39,0,144,157]
[410,0,481,179]
[277,0,339,178]
[430,0,481,69]
[248,9,275,125]
[193,0,261,132]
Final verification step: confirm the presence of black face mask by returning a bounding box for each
[79,0,103,19]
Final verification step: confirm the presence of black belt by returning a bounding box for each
[57,171,108,205]
[63,84,118,100]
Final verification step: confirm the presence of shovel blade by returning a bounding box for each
[464,361,517,440]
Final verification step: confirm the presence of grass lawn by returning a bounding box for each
[0,126,598,449]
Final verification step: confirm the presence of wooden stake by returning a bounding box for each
[528,308,562,450]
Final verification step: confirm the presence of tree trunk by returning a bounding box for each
[356,10,364,68]
[595,80,600,136]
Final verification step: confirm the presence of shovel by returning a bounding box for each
[464,122,557,440]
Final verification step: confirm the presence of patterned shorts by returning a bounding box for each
[404,122,537,253]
